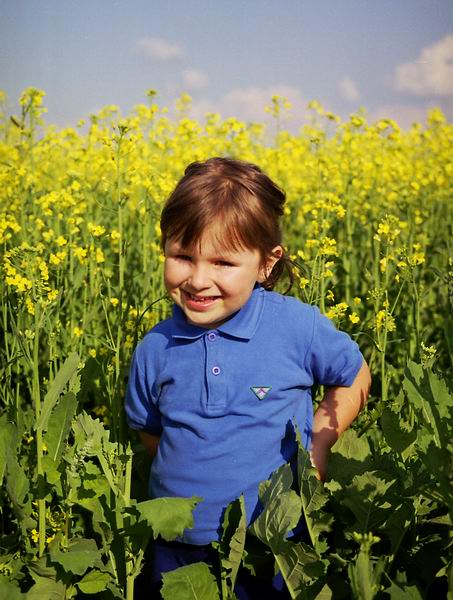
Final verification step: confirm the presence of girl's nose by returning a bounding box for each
[188,264,211,291]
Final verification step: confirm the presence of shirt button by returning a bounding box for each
[212,366,221,376]
[207,332,217,341]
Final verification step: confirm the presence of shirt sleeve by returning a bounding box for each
[125,342,162,434]
[304,306,364,387]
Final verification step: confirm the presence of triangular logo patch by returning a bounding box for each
[251,386,271,400]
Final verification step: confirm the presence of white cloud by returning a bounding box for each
[182,68,209,90]
[394,34,453,97]
[190,85,308,128]
[370,103,434,129]
[133,37,185,62]
[339,76,360,102]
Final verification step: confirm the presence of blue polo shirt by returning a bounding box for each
[125,285,363,545]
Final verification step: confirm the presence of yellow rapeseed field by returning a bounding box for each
[2,88,451,415]
[0,88,452,598]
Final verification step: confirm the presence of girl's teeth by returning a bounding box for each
[187,293,217,302]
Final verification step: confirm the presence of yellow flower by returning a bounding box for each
[72,246,88,264]
[73,326,84,338]
[375,310,396,332]
[94,405,108,416]
[349,312,360,324]
[26,297,35,315]
[95,247,105,264]
[88,348,97,358]
[5,273,33,293]
[409,252,425,266]
[88,222,106,237]
[353,297,362,305]
[55,235,68,247]
[31,529,39,543]
[298,277,309,289]
[326,302,348,320]
[125,334,134,349]
[49,253,61,266]
[110,229,121,241]
[110,297,119,307]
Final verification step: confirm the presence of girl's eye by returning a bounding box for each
[216,261,234,267]
[176,254,191,261]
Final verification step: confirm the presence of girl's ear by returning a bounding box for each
[257,245,283,282]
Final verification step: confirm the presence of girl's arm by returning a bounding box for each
[310,360,371,481]
[138,430,161,459]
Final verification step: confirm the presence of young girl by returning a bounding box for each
[126,157,371,597]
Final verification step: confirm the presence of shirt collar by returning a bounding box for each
[171,284,265,341]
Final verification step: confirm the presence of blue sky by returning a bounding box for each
[1,0,453,131]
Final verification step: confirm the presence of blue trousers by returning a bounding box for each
[140,538,290,599]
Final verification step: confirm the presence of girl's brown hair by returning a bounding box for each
[160,157,293,291]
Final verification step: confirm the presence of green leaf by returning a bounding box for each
[380,407,417,456]
[26,576,66,600]
[76,569,112,594]
[382,501,414,557]
[241,536,274,578]
[75,462,111,522]
[49,537,100,576]
[327,429,372,484]
[36,353,80,432]
[0,577,23,600]
[72,411,109,456]
[250,489,301,555]
[161,562,220,600]
[0,415,19,485]
[6,455,29,510]
[41,455,62,489]
[258,463,293,507]
[298,445,332,554]
[386,579,424,600]
[213,495,247,593]
[44,392,77,465]
[275,540,327,595]
[422,442,453,518]
[27,556,59,582]
[342,471,396,533]
[131,496,202,541]
[72,412,119,496]
[403,361,453,449]
[250,461,311,595]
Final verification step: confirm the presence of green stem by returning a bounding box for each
[32,306,46,557]
[411,273,421,357]
[114,130,125,444]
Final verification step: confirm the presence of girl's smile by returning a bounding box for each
[164,228,281,329]
[182,290,222,310]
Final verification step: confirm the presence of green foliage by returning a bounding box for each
[161,562,220,600]
[212,495,247,597]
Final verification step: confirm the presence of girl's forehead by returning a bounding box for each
[167,227,256,257]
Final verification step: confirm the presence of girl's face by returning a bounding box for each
[164,227,281,329]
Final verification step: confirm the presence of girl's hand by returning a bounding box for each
[309,445,330,482]
[311,360,371,481]
[138,430,161,458]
